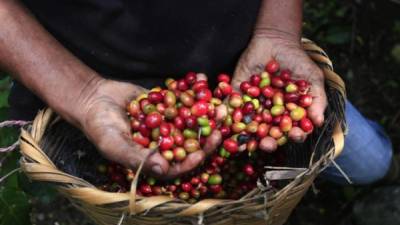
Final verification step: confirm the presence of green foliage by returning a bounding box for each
[0,187,31,225]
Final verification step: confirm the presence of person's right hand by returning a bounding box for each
[73,77,221,179]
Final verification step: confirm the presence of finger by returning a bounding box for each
[95,130,169,177]
[165,150,205,179]
[259,136,278,153]
[288,127,307,143]
[202,130,222,155]
[307,77,327,127]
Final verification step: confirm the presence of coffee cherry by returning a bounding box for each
[179,192,190,200]
[280,69,292,81]
[173,147,187,161]
[138,123,150,137]
[220,126,231,137]
[246,121,259,133]
[300,118,314,133]
[271,76,285,88]
[209,184,222,193]
[284,93,300,103]
[185,116,198,129]
[261,86,275,98]
[218,82,233,96]
[257,123,269,138]
[159,136,174,151]
[232,108,243,123]
[196,89,212,102]
[173,116,185,130]
[139,184,152,195]
[177,79,189,91]
[142,103,156,115]
[200,173,210,183]
[201,126,212,136]
[266,59,280,74]
[250,74,262,86]
[213,88,223,99]
[192,80,208,92]
[285,103,298,111]
[290,107,306,121]
[184,139,200,153]
[191,189,201,199]
[132,132,150,147]
[152,186,163,195]
[243,164,255,176]
[272,92,284,106]
[285,83,298,93]
[164,91,176,106]
[229,94,243,108]
[173,131,185,146]
[182,72,196,84]
[180,92,195,107]
[299,94,313,108]
[191,101,209,117]
[148,91,164,104]
[246,140,258,152]
[217,73,231,83]
[271,105,285,116]
[280,115,293,132]
[242,102,255,114]
[296,80,309,92]
[127,100,140,117]
[240,81,252,93]
[259,77,271,88]
[159,122,171,137]
[246,86,261,98]
[162,107,176,120]
[232,122,246,133]
[208,174,222,185]
[277,135,288,146]
[181,182,193,192]
[223,139,238,154]
[269,126,283,139]
[259,136,277,153]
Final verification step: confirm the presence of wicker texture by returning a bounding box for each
[19,39,346,225]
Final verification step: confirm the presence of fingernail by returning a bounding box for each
[151,165,163,176]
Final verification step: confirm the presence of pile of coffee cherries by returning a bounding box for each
[127,72,224,163]
[98,60,316,201]
[213,59,314,155]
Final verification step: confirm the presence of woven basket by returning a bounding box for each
[19,39,346,225]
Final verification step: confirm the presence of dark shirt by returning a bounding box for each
[10,0,261,119]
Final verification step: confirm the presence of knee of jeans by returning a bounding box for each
[349,151,392,185]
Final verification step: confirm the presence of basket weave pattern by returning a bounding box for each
[19,39,346,225]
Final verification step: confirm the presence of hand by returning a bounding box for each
[231,31,327,150]
[74,78,221,179]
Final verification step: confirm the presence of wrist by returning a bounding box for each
[253,27,301,45]
[56,72,106,128]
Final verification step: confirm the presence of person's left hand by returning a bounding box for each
[231,31,327,151]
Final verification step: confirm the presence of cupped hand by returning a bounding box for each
[75,78,221,179]
[231,31,327,151]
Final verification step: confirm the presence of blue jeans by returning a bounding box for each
[321,101,393,185]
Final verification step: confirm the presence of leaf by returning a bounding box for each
[0,186,31,225]
[391,44,400,63]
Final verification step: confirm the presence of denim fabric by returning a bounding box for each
[321,101,393,185]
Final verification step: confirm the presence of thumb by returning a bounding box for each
[95,130,170,177]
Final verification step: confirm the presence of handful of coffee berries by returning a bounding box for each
[98,59,316,201]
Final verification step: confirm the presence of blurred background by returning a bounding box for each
[0,1,399,225]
